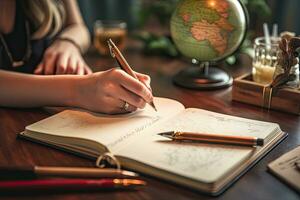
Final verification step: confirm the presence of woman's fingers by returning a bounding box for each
[135,72,151,84]
[34,63,44,74]
[113,70,153,103]
[101,96,136,114]
[66,56,77,74]
[56,54,68,74]
[43,53,57,75]
[84,64,93,75]
[117,101,137,113]
[38,48,90,75]
[76,61,85,75]
[135,72,152,92]
[75,70,152,114]
[110,85,146,109]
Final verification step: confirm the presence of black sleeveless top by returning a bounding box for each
[0,0,52,74]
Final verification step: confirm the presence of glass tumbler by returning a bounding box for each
[252,37,280,84]
[94,20,127,56]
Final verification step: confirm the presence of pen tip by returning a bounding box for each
[158,131,174,138]
[149,102,158,112]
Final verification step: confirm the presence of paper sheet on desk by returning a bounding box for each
[268,146,300,192]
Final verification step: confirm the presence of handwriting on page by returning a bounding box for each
[27,98,186,153]
[107,116,160,149]
[157,108,277,139]
[106,98,185,150]
[121,131,253,182]
[163,143,228,171]
[150,109,278,180]
[27,109,161,150]
[119,108,279,182]
[160,143,251,175]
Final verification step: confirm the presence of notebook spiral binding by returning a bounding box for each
[96,152,121,170]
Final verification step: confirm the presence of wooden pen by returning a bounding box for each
[158,131,264,147]
[0,166,139,179]
[107,38,157,111]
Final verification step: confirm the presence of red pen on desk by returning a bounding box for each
[0,179,146,192]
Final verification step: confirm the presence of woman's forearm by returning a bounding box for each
[58,24,90,53]
[0,70,80,108]
[0,69,153,114]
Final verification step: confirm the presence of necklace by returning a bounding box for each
[0,20,32,68]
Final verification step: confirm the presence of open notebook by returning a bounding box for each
[19,97,287,195]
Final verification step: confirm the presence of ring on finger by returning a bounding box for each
[123,101,130,111]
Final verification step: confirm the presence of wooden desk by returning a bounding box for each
[0,48,299,200]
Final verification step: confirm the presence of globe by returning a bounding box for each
[170,0,248,89]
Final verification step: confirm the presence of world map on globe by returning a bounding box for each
[171,0,247,62]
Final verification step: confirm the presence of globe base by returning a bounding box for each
[173,66,233,90]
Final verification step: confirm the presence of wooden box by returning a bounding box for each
[232,74,300,115]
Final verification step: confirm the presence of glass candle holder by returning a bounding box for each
[93,20,127,56]
[252,37,280,84]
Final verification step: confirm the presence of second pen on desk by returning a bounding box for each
[0,166,139,179]
[159,131,264,147]
[0,179,146,192]
[107,39,157,111]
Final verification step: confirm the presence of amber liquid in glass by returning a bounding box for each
[94,28,127,55]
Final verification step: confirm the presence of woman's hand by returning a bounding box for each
[34,40,92,75]
[74,68,153,114]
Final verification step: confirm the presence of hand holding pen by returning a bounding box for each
[70,39,155,114]
[73,67,154,114]
[108,39,157,111]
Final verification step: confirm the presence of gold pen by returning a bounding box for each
[107,39,157,112]
[158,131,264,147]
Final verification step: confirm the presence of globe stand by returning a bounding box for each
[173,61,233,90]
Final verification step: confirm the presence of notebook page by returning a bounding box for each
[25,97,185,152]
[116,108,280,183]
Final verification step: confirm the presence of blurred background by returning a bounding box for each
[77,0,300,62]
[77,0,300,34]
